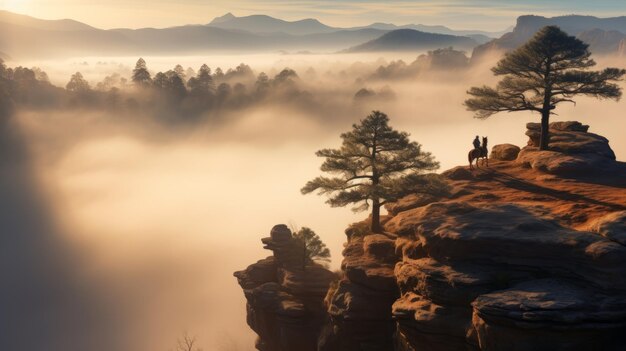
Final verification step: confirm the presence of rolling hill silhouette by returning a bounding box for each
[345,29,478,52]
[207,13,336,35]
[472,15,626,60]
[1,11,625,60]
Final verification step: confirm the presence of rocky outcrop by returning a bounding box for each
[517,121,619,175]
[490,144,520,161]
[234,225,336,351]
[382,123,626,350]
[386,200,626,350]
[237,124,626,351]
[473,279,626,351]
[320,232,399,351]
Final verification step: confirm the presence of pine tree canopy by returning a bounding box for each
[464,26,625,150]
[292,227,331,267]
[301,110,446,232]
[132,58,152,86]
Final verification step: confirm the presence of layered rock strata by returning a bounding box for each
[234,225,336,351]
[385,122,626,350]
[320,232,399,351]
[517,121,618,175]
[237,122,626,351]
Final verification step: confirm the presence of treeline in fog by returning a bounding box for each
[0,48,473,124]
[0,57,317,123]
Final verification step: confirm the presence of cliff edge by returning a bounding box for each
[236,121,626,351]
[234,225,336,351]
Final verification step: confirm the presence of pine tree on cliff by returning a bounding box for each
[301,111,445,233]
[465,26,625,150]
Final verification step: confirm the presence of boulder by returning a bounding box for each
[525,121,615,159]
[516,147,614,175]
[261,224,303,268]
[526,122,615,160]
[526,121,590,146]
[490,144,520,161]
[518,121,617,175]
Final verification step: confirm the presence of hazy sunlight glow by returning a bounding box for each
[2,0,31,13]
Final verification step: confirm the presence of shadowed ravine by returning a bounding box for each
[0,116,129,351]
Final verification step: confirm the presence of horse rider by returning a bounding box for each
[473,135,481,150]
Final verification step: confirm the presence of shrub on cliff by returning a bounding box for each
[301,110,446,233]
[465,26,625,150]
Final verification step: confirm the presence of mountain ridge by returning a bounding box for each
[471,14,626,60]
[0,10,96,31]
[0,10,485,59]
[206,12,505,38]
[2,11,626,60]
[206,13,336,35]
[345,29,478,53]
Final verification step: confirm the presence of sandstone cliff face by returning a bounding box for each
[234,225,336,351]
[237,122,626,351]
[319,232,399,350]
[385,121,626,351]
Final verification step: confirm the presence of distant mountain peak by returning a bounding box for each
[210,12,236,24]
[206,12,336,35]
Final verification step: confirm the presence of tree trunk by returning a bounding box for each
[371,199,382,233]
[539,110,550,151]
[540,61,552,151]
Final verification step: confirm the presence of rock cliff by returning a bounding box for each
[236,122,626,350]
[234,225,336,351]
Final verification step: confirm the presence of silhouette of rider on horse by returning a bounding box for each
[469,136,488,170]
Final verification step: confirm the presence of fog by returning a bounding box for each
[11,53,425,87]
[2,52,625,351]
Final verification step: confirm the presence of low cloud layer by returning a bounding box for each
[2,50,625,351]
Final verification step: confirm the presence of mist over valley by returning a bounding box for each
[1,5,626,351]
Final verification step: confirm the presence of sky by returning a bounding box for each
[1,0,626,31]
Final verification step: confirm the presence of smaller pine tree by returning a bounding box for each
[292,227,331,270]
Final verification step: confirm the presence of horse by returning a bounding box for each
[468,136,488,170]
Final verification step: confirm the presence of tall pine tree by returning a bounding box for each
[465,26,625,150]
[302,111,445,233]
